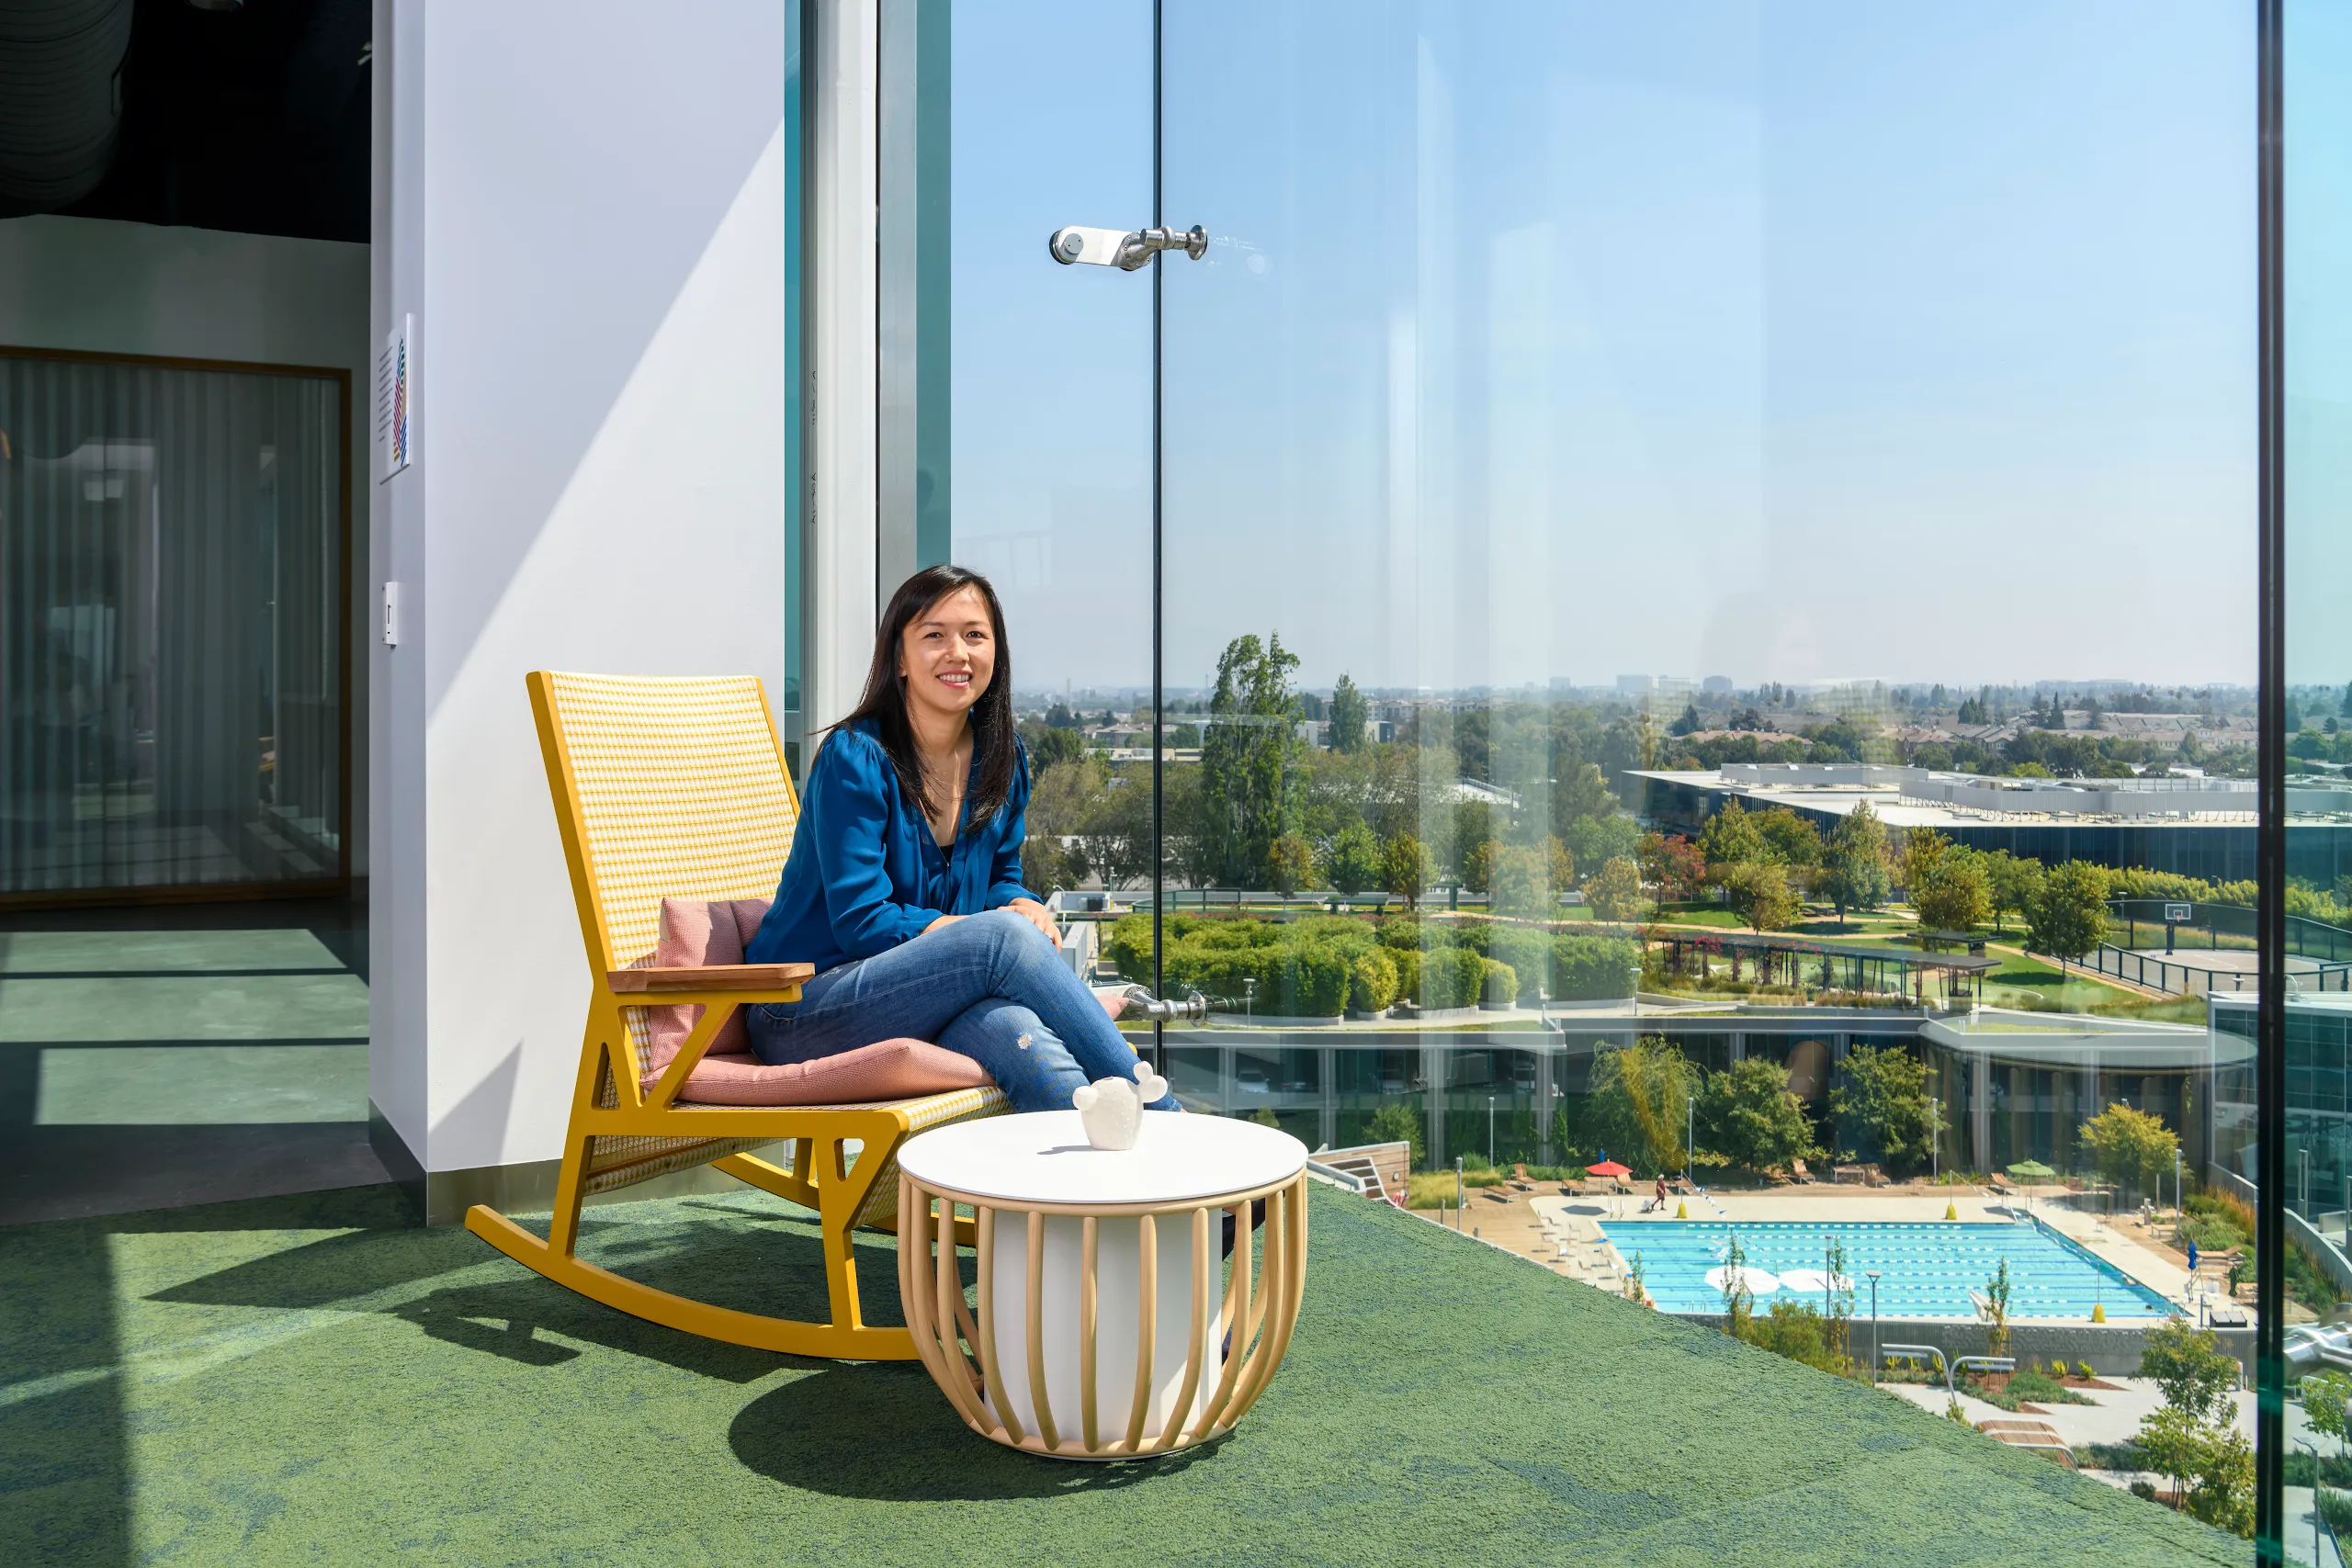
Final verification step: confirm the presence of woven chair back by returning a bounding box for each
[537,671,797,972]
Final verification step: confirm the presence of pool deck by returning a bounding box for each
[1523,1184,2214,1324]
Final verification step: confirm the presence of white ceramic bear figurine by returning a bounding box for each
[1071,1061,1168,1151]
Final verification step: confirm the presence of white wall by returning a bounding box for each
[0,214,373,875]
[370,2,790,1174]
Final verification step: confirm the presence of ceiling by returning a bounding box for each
[8,0,370,244]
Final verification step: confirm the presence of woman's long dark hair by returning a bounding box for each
[831,564,1019,833]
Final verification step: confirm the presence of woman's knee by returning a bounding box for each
[972,905,1057,973]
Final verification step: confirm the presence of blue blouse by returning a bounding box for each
[744,718,1034,974]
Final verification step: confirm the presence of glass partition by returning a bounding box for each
[2282,0,2352,1555]
[0,351,348,903]
[946,0,2284,1548]
[1154,0,2260,1543]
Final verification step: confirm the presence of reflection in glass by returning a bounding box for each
[0,353,346,899]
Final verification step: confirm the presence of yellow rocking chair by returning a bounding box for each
[464,671,1009,1359]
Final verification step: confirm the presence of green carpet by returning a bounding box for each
[0,1184,2235,1567]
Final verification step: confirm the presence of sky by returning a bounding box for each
[951,1,2266,697]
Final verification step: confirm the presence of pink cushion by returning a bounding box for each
[665,1040,992,1107]
[642,896,772,1068]
[641,894,993,1105]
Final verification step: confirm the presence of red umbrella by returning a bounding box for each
[1587,1160,1632,1179]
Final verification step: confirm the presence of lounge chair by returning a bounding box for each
[462,672,1010,1359]
[1989,1173,2017,1195]
[1790,1159,1815,1184]
[1862,1163,1888,1189]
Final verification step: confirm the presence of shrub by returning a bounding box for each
[1364,1100,1423,1167]
[1483,926,1550,998]
[1349,950,1400,1013]
[1552,935,1641,1000]
[1391,946,1423,1005]
[1480,959,1519,1006]
[1418,946,1488,1009]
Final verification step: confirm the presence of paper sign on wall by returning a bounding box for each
[378,313,413,481]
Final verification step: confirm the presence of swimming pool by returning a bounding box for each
[1597,1219,2179,1320]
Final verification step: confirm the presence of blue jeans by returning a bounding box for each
[743,908,1181,1115]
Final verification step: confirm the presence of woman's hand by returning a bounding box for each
[922,913,965,936]
[1005,897,1061,946]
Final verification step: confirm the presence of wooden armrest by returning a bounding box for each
[607,963,818,993]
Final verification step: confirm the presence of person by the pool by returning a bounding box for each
[743,564,1179,1115]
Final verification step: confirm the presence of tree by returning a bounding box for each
[1582,1037,1695,1178]
[1023,723,1087,768]
[1982,1258,2012,1359]
[1267,832,1317,897]
[1984,851,2043,935]
[1564,812,1640,883]
[1829,1044,1938,1176]
[1638,832,1707,903]
[1721,862,1799,932]
[2079,1102,2179,1203]
[1198,632,1301,886]
[1719,1231,1754,1337]
[1366,1100,1424,1168]
[1546,836,1576,892]
[1697,1057,1817,1174]
[2184,1424,2255,1537]
[1378,832,1434,910]
[1549,761,1622,839]
[1022,834,1087,895]
[2030,860,2109,959]
[2140,1318,2241,1424]
[1912,853,1991,934]
[1818,802,1892,929]
[1753,807,1825,867]
[1696,797,1766,874]
[1328,672,1368,753]
[1586,855,1645,922]
[1323,823,1381,897]
[2304,1368,2352,1464]
[2135,1403,2206,1511]
[1489,843,1557,916]
[1670,700,1702,737]
[1895,827,1950,899]
[1460,838,1498,896]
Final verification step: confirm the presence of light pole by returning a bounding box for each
[1930,1096,1940,1181]
[1865,1271,1882,1383]
[1244,976,1256,1022]
[1488,1096,1497,1168]
[1687,1096,1695,1185]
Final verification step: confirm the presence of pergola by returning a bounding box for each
[1656,930,2000,1001]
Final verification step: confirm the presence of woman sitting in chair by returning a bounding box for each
[744,564,1178,1116]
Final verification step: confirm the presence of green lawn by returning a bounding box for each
[1653,908,1748,930]
[0,1182,2237,1566]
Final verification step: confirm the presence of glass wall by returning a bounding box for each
[0,351,348,901]
[2283,0,2352,1556]
[949,0,2286,1550]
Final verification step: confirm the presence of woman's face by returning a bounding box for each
[898,583,996,728]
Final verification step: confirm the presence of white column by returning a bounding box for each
[808,0,880,732]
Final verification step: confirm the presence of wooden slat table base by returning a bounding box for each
[898,1173,1308,1461]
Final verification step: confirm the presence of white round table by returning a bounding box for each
[896,1109,1309,1461]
